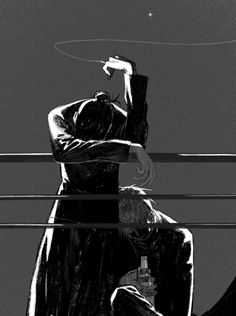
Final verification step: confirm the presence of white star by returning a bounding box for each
[148,12,153,17]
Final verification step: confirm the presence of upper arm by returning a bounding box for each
[48,104,131,164]
[123,76,149,147]
[48,108,73,138]
[154,211,194,315]
[178,229,194,316]
[48,99,87,133]
[48,107,76,161]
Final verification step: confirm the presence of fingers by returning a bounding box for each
[124,269,138,276]
[133,164,149,185]
[141,284,157,292]
[145,156,156,185]
[147,160,156,185]
[102,63,110,76]
[133,157,156,187]
[137,162,155,186]
[102,61,113,75]
[136,162,144,175]
[109,56,123,62]
[109,55,132,62]
[109,55,136,68]
[102,60,124,79]
[103,57,133,75]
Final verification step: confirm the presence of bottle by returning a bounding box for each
[138,256,155,305]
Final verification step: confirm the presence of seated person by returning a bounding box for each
[111,185,194,316]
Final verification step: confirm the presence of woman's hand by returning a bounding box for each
[102,55,137,79]
[130,143,156,187]
[119,268,157,298]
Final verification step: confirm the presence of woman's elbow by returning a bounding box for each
[50,146,65,163]
[52,152,64,163]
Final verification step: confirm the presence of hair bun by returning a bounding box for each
[94,91,111,104]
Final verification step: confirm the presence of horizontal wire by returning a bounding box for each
[2,194,236,200]
[1,154,236,229]
[0,223,236,229]
[54,38,236,64]
[2,153,236,162]
[55,38,236,50]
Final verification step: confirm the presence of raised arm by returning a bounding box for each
[103,56,149,148]
[124,74,149,149]
[103,56,155,186]
[48,105,132,163]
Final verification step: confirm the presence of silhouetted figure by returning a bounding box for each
[27,56,193,315]
[111,185,193,316]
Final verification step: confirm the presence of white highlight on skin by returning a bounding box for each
[54,38,236,63]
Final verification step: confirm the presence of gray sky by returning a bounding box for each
[0,1,236,314]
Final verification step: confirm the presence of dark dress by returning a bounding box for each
[27,74,150,316]
[27,74,194,316]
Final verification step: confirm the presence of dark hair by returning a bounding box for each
[94,91,120,105]
[118,185,161,235]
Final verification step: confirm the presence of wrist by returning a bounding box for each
[129,143,142,153]
[124,63,137,75]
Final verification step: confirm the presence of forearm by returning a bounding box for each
[48,111,132,163]
[124,74,148,111]
[51,137,132,163]
[123,73,149,148]
[103,57,149,148]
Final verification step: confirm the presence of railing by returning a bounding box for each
[1,152,236,230]
[1,152,236,162]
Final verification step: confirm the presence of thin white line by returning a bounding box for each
[181,154,236,157]
[54,38,236,62]
[55,38,236,47]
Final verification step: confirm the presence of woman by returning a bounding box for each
[27,56,155,315]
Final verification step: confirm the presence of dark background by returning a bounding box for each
[0,0,236,315]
